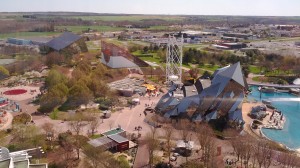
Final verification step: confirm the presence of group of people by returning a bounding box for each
[225,158,236,166]
[145,102,154,107]
[134,126,142,131]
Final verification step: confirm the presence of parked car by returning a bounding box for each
[173,153,180,157]
[144,107,154,113]
[170,156,177,162]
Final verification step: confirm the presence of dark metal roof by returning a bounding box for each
[108,134,128,143]
[183,85,197,97]
[45,32,81,51]
[215,62,245,87]
[88,136,114,148]
[101,56,138,69]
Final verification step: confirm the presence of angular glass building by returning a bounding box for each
[155,62,247,128]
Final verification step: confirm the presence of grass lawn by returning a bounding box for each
[105,38,127,47]
[128,40,150,47]
[182,64,192,69]
[90,134,103,139]
[265,70,293,76]
[252,76,269,82]
[138,55,161,64]
[55,25,125,33]
[86,41,101,53]
[249,65,264,74]
[0,31,60,40]
[131,50,161,64]
[198,64,221,71]
[0,130,8,139]
[147,26,169,31]
[183,44,208,49]
[49,109,69,120]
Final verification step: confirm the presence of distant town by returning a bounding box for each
[1,12,300,168]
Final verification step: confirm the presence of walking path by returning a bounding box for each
[248,82,300,88]
[0,112,13,130]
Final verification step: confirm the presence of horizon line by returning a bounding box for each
[0,11,300,17]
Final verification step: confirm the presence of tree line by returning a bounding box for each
[38,61,118,113]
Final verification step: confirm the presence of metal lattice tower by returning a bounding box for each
[166,35,183,84]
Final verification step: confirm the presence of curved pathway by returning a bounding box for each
[0,112,13,130]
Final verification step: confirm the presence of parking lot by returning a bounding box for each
[250,40,300,57]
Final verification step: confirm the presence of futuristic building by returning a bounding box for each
[0,147,47,168]
[155,62,247,127]
[101,41,149,69]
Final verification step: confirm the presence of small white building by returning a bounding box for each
[0,147,47,168]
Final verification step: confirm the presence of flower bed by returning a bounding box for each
[3,89,27,95]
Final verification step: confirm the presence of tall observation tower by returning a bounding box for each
[166,35,183,84]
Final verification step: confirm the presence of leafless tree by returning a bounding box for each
[277,151,300,168]
[83,145,117,168]
[262,142,273,168]
[240,135,254,168]
[179,119,191,142]
[88,116,100,136]
[13,124,27,141]
[230,138,244,162]
[196,123,214,155]
[62,137,75,167]
[163,126,174,163]
[145,127,159,168]
[68,113,84,136]
[195,123,216,167]
[42,122,55,148]
[204,136,216,168]
[42,122,55,134]
[178,119,192,162]
[253,139,273,168]
[108,120,114,130]
[253,140,264,168]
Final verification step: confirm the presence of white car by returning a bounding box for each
[170,156,177,162]
[173,153,180,157]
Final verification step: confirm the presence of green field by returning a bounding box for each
[105,38,127,47]
[132,50,161,64]
[86,41,101,53]
[249,65,264,74]
[0,32,60,39]
[147,26,169,31]
[128,40,150,47]
[55,25,125,33]
[69,15,184,21]
[198,64,221,71]
[183,44,209,50]
[90,134,103,139]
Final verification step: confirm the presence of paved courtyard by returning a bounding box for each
[33,94,163,136]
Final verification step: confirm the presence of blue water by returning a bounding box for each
[248,86,300,149]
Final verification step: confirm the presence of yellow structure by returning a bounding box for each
[143,84,156,91]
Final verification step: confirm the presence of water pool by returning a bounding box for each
[248,86,300,149]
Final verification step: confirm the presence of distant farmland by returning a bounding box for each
[0,32,59,39]
[68,15,185,21]
[55,25,125,33]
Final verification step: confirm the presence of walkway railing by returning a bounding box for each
[248,82,300,88]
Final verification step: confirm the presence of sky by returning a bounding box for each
[1,0,300,16]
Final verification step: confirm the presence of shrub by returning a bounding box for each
[12,113,31,124]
